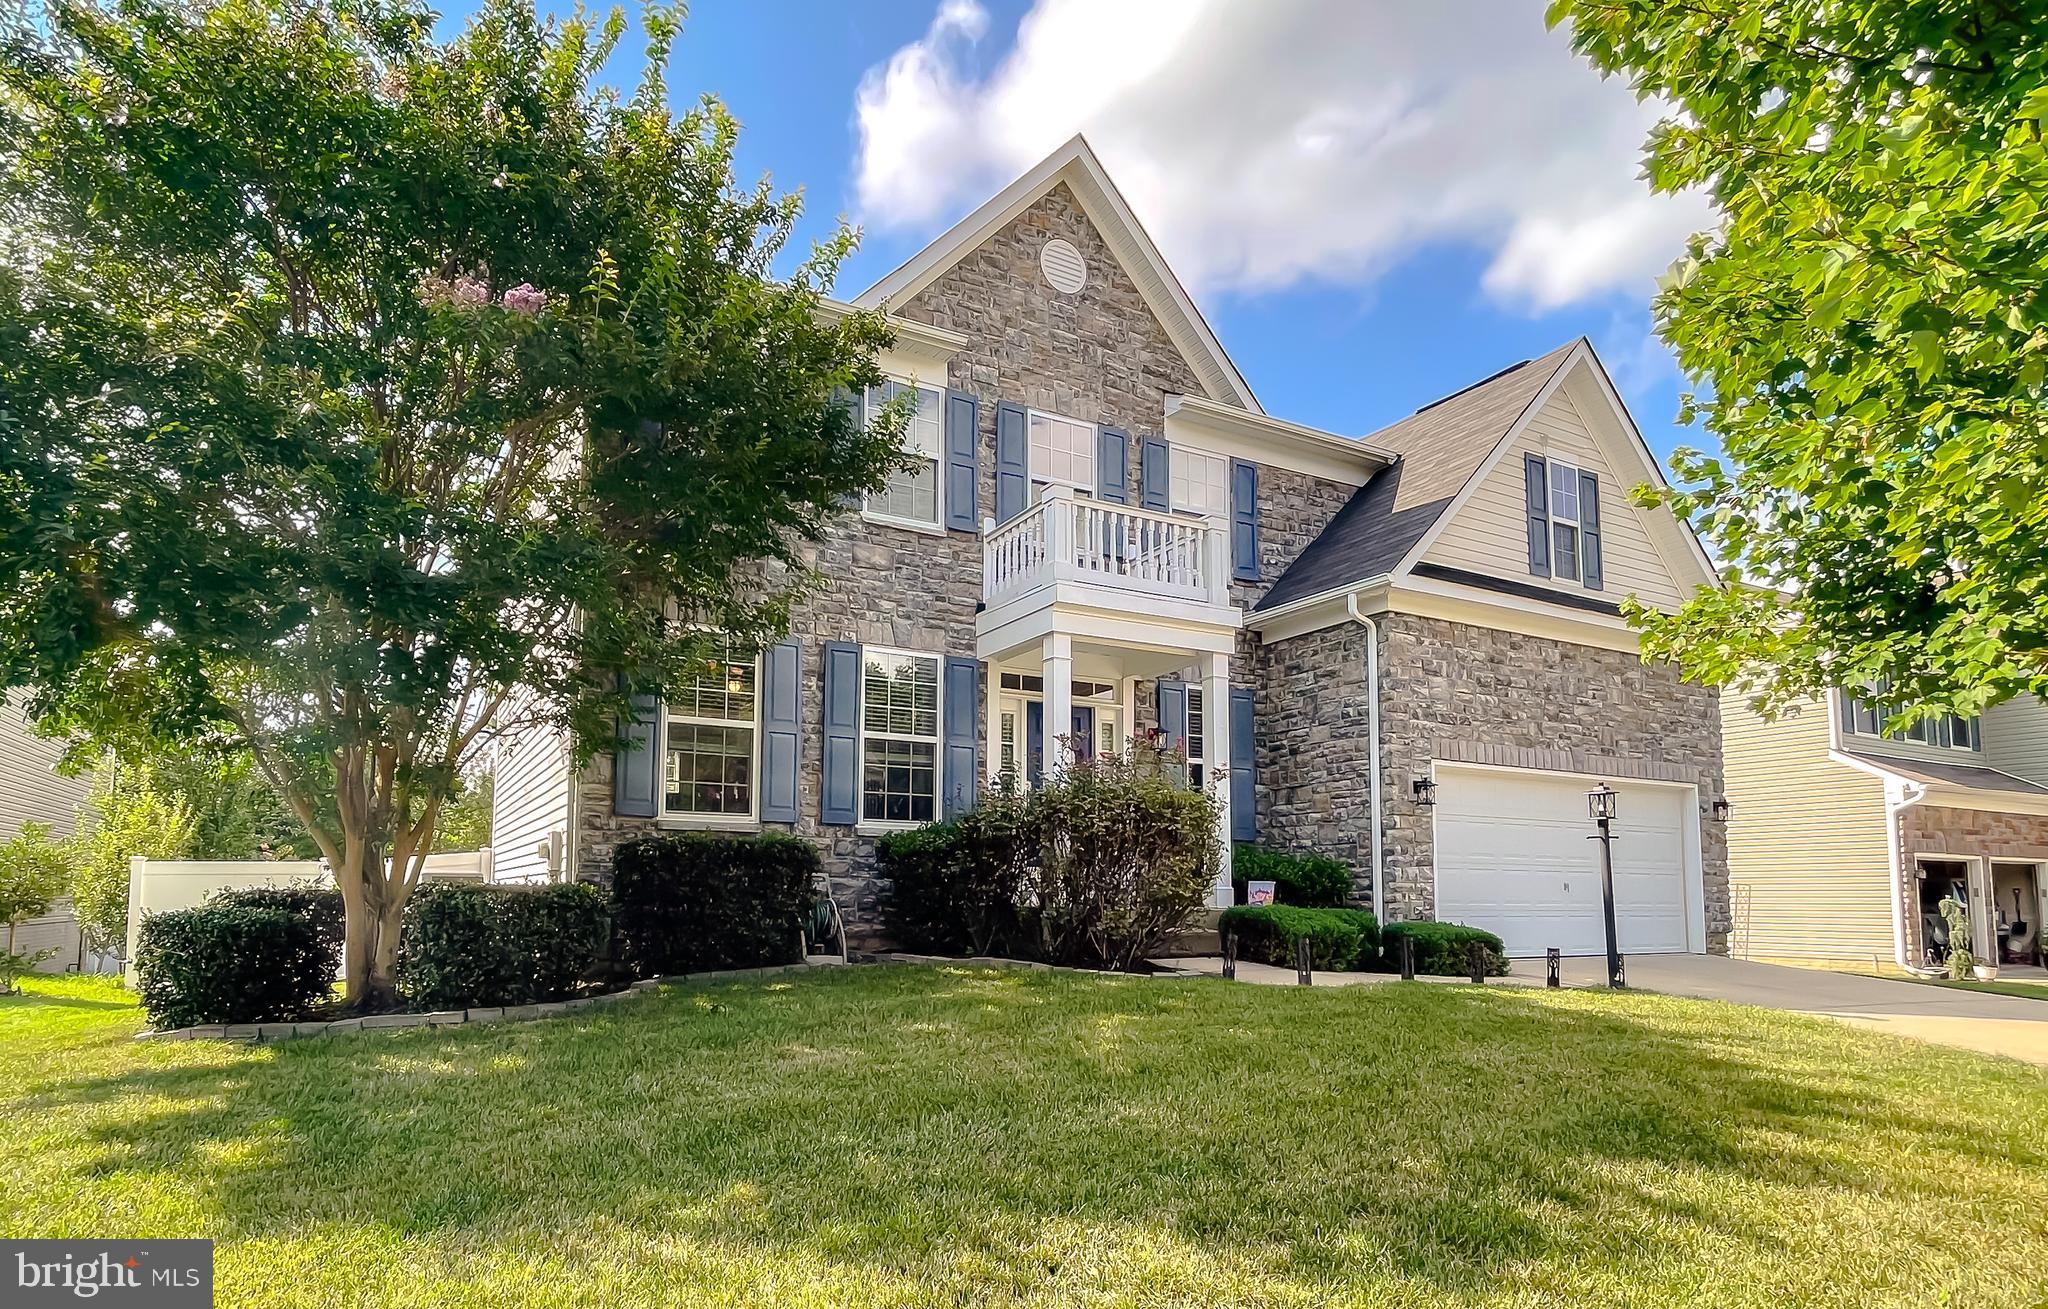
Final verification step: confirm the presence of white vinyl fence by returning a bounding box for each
[124,849,492,977]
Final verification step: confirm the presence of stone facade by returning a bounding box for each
[1258,611,1731,953]
[1895,803,2048,962]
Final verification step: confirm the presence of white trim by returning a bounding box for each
[657,643,763,828]
[1910,850,1993,968]
[1162,394,1391,485]
[853,135,1261,413]
[861,378,945,531]
[1026,406,1097,493]
[860,509,947,538]
[856,644,944,831]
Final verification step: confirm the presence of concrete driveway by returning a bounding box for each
[1547,954,2048,1066]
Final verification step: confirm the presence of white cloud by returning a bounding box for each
[852,0,1715,311]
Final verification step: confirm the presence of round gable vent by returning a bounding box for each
[1040,238,1087,294]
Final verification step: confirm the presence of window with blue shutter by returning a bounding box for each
[942,656,982,817]
[1524,453,1551,578]
[995,401,1029,523]
[613,692,660,819]
[759,640,802,823]
[1579,469,1603,590]
[1228,687,1255,841]
[820,642,861,825]
[944,390,979,531]
[1140,436,1170,511]
[1229,459,1259,582]
[1096,425,1129,504]
[1155,679,1188,753]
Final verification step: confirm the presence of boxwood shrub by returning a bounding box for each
[1231,845,1354,908]
[610,832,818,976]
[877,799,1031,957]
[398,882,609,1010]
[135,900,340,1029]
[209,883,344,961]
[1219,904,1380,971]
[1382,920,1509,976]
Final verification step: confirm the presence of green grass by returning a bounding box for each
[4,967,2046,1308]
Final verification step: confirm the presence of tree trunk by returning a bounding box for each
[340,839,408,1012]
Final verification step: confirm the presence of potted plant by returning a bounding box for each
[1938,896,1997,981]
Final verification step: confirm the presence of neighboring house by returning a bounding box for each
[1723,688,2048,971]
[494,136,1728,956]
[1,697,98,973]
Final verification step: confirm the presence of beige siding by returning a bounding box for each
[1423,390,1688,611]
[490,720,570,883]
[0,699,91,842]
[1722,693,1895,961]
[1984,695,2048,786]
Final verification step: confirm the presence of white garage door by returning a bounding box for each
[1433,768,1694,957]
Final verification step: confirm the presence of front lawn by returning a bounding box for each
[4,967,2045,1308]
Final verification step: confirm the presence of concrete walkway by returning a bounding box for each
[1165,952,2048,1066]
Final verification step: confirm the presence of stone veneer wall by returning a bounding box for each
[1258,611,1731,953]
[1895,804,2048,963]
[575,180,1354,944]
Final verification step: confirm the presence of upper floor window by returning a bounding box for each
[1029,409,1095,491]
[1549,459,1583,583]
[863,380,943,528]
[664,639,759,821]
[1842,682,1981,751]
[1171,448,1229,518]
[861,649,941,825]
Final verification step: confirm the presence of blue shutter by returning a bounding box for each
[759,640,801,823]
[943,656,981,818]
[821,642,861,826]
[1155,679,1188,753]
[1140,436,1170,511]
[1228,687,1255,841]
[995,401,1029,523]
[613,693,660,819]
[1524,454,1551,577]
[1229,459,1259,582]
[1025,701,1044,787]
[1579,469,1603,590]
[944,389,979,532]
[1096,425,1130,504]
[834,387,864,511]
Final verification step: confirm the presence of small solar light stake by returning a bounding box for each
[1399,932,1415,981]
[1295,935,1313,986]
[1466,939,1487,984]
[1546,947,1561,988]
[1222,929,1237,982]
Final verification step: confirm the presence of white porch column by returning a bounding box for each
[1203,650,1234,907]
[984,661,1003,786]
[1043,633,1074,780]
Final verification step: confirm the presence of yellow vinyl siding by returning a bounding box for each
[1423,391,1687,612]
[1722,693,1894,961]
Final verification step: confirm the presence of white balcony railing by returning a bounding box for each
[982,485,1232,607]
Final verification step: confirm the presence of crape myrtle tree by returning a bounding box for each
[0,0,905,1006]
[1551,1,2048,724]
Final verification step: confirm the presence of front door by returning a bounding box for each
[998,695,1122,781]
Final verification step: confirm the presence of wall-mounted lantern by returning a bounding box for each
[1412,776,1437,807]
[1710,797,1733,823]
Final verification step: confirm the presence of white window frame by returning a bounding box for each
[862,379,945,535]
[1170,447,1229,519]
[857,646,944,832]
[1185,685,1207,791]
[1548,458,1582,584]
[1028,407,1096,494]
[1842,683,1982,753]
[659,638,762,828]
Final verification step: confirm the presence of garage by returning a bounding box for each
[1432,766,1698,957]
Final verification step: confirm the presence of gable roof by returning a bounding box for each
[1255,341,1580,612]
[854,135,1261,413]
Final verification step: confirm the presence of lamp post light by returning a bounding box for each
[1588,783,1624,988]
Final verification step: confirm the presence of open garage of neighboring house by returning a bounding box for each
[1430,764,1706,958]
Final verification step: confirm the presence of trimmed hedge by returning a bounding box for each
[611,832,817,976]
[1382,920,1509,976]
[135,901,340,1029]
[1220,904,1381,972]
[877,803,1030,957]
[398,882,609,1010]
[1231,845,1354,908]
[208,883,344,960]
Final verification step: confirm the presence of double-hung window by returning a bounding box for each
[664,639,759,821]
[861,650,941,824]
[864,380,943,528]
[1028,409,1095,493]
[1170,448,1229,518]
[1842,681,1981,751]
[1549,459,1582,583]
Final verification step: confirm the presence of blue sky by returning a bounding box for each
[451,0,1718,466]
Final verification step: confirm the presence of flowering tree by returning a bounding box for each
[0,0,902,1006]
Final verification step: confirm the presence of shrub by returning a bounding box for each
[208,882,344,958]
[878,791,1031,956]
[398,882,609,1010]
[135,903,338,1028]
[1381,920,1509,976]
[611,833,818,976]
[1220,905,1379,971]
[1028,748,1220,971]
[1231,845,1354,908]
[0,821,71,994]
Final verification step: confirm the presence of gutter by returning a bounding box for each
[1343,592,1386,923]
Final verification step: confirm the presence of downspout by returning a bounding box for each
[1344,592,1385,922]
[1887,779,1944,976]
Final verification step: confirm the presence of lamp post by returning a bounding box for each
[1588,783,1624,988]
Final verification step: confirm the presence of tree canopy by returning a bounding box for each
[0,0,903,1002]
[1552,0,2048,723]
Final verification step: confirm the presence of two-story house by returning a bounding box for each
[1723,688,2048,973]
[492,136,1729,958]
